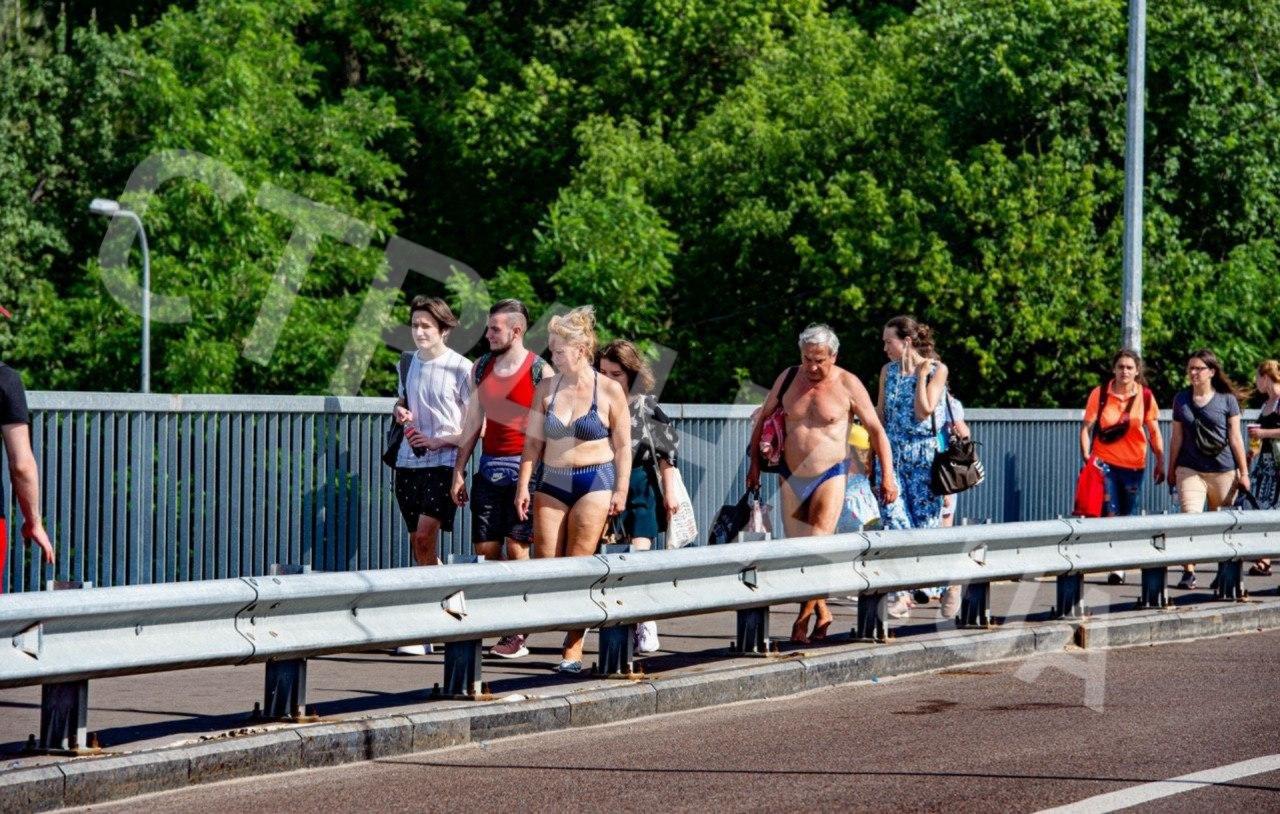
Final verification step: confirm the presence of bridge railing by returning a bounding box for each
[4,393,1198,592]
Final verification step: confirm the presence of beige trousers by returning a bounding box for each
[1176,467,1236,513]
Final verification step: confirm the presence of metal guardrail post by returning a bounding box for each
[434,554,490,700]
[957,582,992,628]
[731,532,775,655]
[1137,567,1169,608]
[1215,560,1247,601]
[1054,573,1085,619]
[853,592,889,642]
[256,564,317,722]
[34,581,99,755]
[595,544,642,678]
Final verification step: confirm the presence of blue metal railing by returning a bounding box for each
[2,394,1189,593]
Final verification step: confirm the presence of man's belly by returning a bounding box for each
[783,424,847,476]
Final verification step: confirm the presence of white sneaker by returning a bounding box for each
[396,644,427,656]
[634,621,660,653]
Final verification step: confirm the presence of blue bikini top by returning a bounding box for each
[544,372,609,442]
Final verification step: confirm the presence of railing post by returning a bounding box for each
[433,554,490,699]
[731,532,777,654]
[1214,560,1247,601]
[255,564,317,721]
[853,592,889,642]
[594,543,643,677]
[1054,573,1085,619]
[957,582,993,628]
[35,581,98,755]
[1137,567,1168,608]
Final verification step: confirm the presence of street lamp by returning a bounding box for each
[88,198,151,393]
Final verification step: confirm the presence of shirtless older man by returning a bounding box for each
[747,324,898,643]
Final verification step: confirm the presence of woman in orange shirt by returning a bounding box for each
[1079,351,1167,575]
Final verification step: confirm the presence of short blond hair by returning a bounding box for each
[548,306,598,357]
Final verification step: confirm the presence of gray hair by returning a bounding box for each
[798,323,839,356]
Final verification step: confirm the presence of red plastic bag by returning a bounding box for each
[1073,455,1106,517]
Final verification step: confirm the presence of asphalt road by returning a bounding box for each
[76,631,1280,813]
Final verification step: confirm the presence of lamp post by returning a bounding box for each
[88,198,150,393]
[1121,0,1147,355]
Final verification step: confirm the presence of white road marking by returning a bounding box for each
[1036,753,1280,813]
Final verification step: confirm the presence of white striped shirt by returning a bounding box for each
[395,348,471,469]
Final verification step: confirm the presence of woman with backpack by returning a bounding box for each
[1078,350,1165,584]
[1168,349,1250,589]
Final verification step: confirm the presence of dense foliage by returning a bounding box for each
[2,0,1278,405]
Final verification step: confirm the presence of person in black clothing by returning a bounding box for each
[0,324,54,589]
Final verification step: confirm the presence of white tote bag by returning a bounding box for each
[665,468,698,548]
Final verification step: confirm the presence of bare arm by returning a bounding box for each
[876,363,887,423]
[849,373,898,504]
[515,378,553,520]
[1079,420,1093,462]
[2,423,52,564]
[1228,414,1249,488]
[1168,421,1183,489]
[451,365,484,505]
[914,360,947,422]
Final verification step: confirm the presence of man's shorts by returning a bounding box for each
[471,455,533,544]
[393,466,458,532]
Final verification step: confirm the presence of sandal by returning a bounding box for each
[1248,562,1273,577]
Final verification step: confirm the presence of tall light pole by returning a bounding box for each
[1121,0,1147,355]
[89,198,151,393]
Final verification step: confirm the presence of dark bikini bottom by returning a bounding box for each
[537,461,617,508]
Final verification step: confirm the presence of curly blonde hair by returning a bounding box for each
[548,306,598,357]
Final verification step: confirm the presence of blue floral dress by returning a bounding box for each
[877,363,946,530]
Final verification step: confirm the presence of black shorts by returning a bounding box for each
[393,466,457,532]
[470,461,533,545]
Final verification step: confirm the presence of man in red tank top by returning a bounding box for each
[451,299,552,659]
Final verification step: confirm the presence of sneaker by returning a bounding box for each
[911,589,931,605]
[939,586,961,619]
[1107,571,1125,585]
[490,634,529,659]
[886,595,914,619]
[634,621,660,653]
[395,644,427,656]
[1177,572,1197,590]
[554,659,583,674]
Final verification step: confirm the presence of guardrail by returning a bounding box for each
[3,511,1279,752]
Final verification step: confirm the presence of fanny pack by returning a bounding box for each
[1188,397,1228,458]
[478,455,521,486]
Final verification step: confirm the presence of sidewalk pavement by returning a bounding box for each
[2,569,1276,773]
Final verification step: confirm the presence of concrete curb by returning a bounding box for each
[4,598,1278,812]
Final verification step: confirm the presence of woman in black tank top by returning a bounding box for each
[1247,360,1280,574]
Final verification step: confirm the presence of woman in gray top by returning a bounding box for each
[1168,348,1249,589]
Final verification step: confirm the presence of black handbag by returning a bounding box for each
[930,391,984,496]
[381,352,415,467]
[708,488,755,545]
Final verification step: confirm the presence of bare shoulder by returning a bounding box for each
[836,366,867,394]
[599,374,627,402]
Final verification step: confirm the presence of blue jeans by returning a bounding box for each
[1102,463,1144,517]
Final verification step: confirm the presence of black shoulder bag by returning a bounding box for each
[381,352,415,467]
[1187,394,1228,459]
[930,389,984,496]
